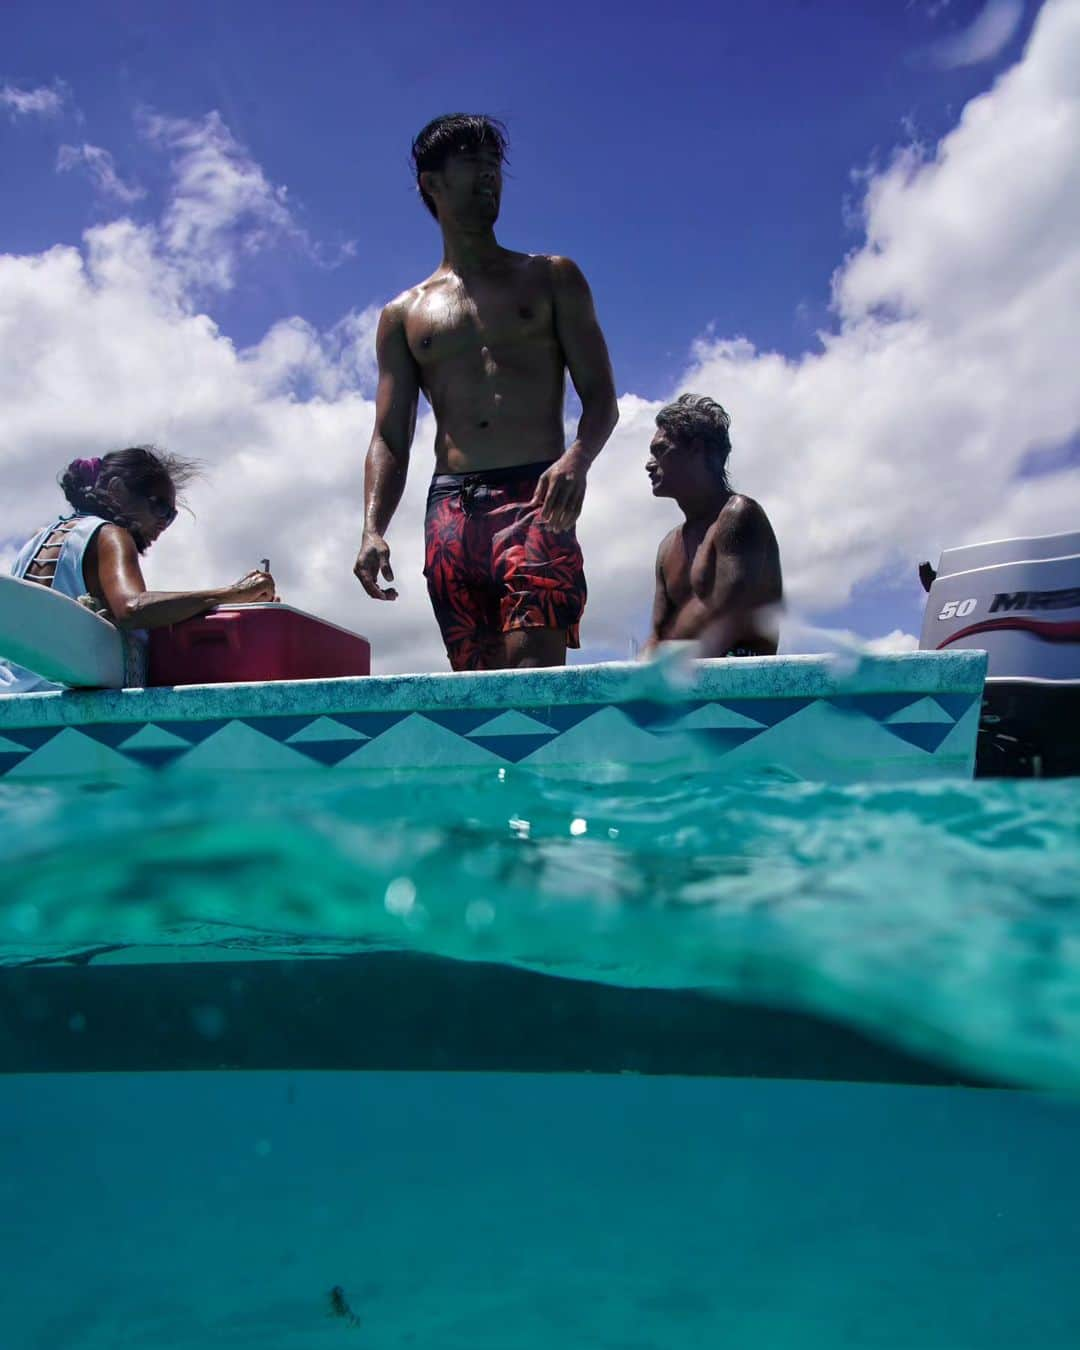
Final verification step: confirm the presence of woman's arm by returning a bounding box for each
[90,525,275,630]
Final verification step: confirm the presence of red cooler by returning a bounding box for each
[148,604,371,686]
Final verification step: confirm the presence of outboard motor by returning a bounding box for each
[919,530,1080,777]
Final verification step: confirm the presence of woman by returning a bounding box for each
[1,445,275,693]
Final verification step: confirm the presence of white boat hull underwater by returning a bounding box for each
[0,574,985,785]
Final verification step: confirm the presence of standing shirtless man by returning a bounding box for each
[644,394,783,658]
[353,114,619,670]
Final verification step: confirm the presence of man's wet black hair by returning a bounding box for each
[59,445,200,553]
[411,113,509,220]
[655,394,733,490]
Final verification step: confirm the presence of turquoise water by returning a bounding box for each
[3,771,1080,1088]
[2,769,1080,1344]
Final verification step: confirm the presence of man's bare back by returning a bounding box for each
[644,395,782,658]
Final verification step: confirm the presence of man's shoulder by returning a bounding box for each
[712,494,777,546]
[499,252,586,286]
[656,524,681,560]
[544,254,588,284]
[719,493,769,523]
[382,275,441,320]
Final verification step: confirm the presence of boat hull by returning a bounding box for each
[0,653,986,785]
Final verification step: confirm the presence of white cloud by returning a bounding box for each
[0,80,67,119]
[138,109,301,291]
[929,0,1025,68]
[1,0,1078,675]
[57,143,145,205]
[137,109,355,292]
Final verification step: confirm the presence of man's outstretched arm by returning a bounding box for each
[533,256,618,532]
[354,302,420,601]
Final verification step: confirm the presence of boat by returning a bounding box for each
[0,571,1005,1091]
[919,529,1080,777]
[0,571,984,785]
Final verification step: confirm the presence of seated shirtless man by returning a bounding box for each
[643,394,782,658]
[353,113,618,671]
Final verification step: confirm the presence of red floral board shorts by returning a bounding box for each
[424,460,587,671]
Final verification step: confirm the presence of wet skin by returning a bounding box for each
[354,144,618,668]
[29,475,275,628]
[644,428,783,657]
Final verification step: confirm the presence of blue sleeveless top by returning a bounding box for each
[1,513,115,694]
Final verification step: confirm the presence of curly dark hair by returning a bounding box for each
[59,445,200,553]
[411,113,509,220]
[655,394,733,489]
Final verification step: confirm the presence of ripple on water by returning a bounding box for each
[1,770,1078,1091]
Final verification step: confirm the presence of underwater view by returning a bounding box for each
[3,769,1080,1347]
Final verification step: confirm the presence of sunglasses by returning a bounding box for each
[146,495,178,526]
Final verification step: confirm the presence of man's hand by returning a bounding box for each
[531,447,589,532]
[353,531,398,601]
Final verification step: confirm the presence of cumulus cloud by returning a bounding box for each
[0,80,67,119]
[928,0,1025,68]
[56,143,145,205]
[1,0,1078,675]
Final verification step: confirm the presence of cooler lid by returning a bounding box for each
[215,603,369,643]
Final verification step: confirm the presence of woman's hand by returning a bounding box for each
[227,569,276,603]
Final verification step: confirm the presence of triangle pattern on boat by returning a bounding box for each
[77,723,141,748]
[121,747,189,770]
[154,719,232,745]
[0,751,30,776]
[0,733,30,753]
[4,727,142,779]
[121,723,193,750]
[424,709,501,735]
[469,734,555,763]
[1,726,64,750]
[177,720,312,772]
[331,711,411,739]
[289,739,368,766]
[691,727,767,755]
[616,699,688,730]
[828,694,921,723]
[932,693,978,722]
[884,697,955,726]
[717,698,815,727]
[241,716,317,742]
[287,716,369,743]
[665,703,766,732]
[880,721,955,753]
[334,713,501,768]
[467,710,556,738]
[538,703,603,733]
[523,706,682,767]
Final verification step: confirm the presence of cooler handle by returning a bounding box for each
[175,613,242,651]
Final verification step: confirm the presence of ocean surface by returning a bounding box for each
[2,768,1079,1346]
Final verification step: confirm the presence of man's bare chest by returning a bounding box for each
[405,276,556,368]
[663,527,715,603]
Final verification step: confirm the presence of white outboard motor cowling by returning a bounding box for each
[919,530,1080,777]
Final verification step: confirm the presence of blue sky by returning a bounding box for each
[4,0,1034,388]
[3,0,1076,670]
